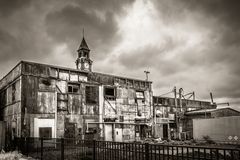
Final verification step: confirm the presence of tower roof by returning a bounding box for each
[78,37,90,51]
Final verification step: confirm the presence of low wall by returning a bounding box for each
[193,116,240,142]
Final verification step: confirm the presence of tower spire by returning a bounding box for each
[76,31,92,71]
[83,28,84,38]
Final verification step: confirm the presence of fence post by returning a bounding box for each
[26,137,29,156]
[41,138,43,160]
[61,138,64,160]
[93,140,96,160]
[145,143,149,160]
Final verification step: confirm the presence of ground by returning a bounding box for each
[0,151,35,160]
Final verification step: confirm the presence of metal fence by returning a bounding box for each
[14,137,240,160]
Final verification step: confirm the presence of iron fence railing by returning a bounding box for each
[13,137,240,160]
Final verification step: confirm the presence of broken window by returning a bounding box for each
[68,83,79,93]
[104,87,116,100]
[39,127,52,138]
[12,82,16,102]
[86,86,98,104]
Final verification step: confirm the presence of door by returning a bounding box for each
[115,124,123,142]
[163,124,168,139]
[105,124,113,141]
[65,122,76,138]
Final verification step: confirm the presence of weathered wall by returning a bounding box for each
[0,121,6,150]
[0,75,22,143]
[1,61,153,141]
[21,61,100,138]
[193,116,240,142]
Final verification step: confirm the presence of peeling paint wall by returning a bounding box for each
[1,61,153,142]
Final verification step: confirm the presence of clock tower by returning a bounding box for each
[76,37,93,72]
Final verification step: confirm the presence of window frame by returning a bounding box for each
[68,83,80,94]
[104,86,116,100]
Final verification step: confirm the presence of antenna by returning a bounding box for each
[82,28,85,37]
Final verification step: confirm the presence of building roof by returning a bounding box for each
[78,37,90,51]
[185,107,240,115]
[0,60,152,90]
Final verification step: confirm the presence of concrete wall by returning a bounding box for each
[193,116,240,142]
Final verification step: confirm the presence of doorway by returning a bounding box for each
[163,124,168,139]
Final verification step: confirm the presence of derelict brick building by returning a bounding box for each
[0,38,153,143]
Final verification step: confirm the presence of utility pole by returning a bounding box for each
[174,86,177,108]
[179,88,183,111]
[144,71,150,81]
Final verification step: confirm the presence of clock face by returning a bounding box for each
[84,62,89,69]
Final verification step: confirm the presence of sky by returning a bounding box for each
[0,0,240,109]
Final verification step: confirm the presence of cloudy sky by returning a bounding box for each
[0,0,240,108]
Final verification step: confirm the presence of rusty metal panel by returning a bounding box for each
[15,80,21,101]
[37,91,56,113]
[68,94,82,114]
[89,73,114,85]
[38,78,56,91]
[57,114,65,137]
[22,62,49,77]
[0,121,6,150]
[57,93,68,111]
[114,78,126,86]
[22,75,38,113]
[49,67,58,78]
[6,86,12,105]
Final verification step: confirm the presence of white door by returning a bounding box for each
[104,124,113,141]
[115,128,123,142]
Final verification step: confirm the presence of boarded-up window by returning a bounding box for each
[39,127,52,138]
[86,86,98,104]
[68,83,79,93]
[104,87,116,100]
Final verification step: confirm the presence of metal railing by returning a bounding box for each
[14,137,240,160]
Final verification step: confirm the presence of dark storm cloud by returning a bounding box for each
[45,0,135,59]
[74,0,135,13]
[45,5,118,57]
[179,0,240,46]
[0,0,32,16]
[145,0,240,102]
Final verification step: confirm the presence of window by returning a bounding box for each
[104,87,116,100]
[68,83,79,93]
[136,91,144,99]
[86,86,98,104]
[39,127,52,138]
